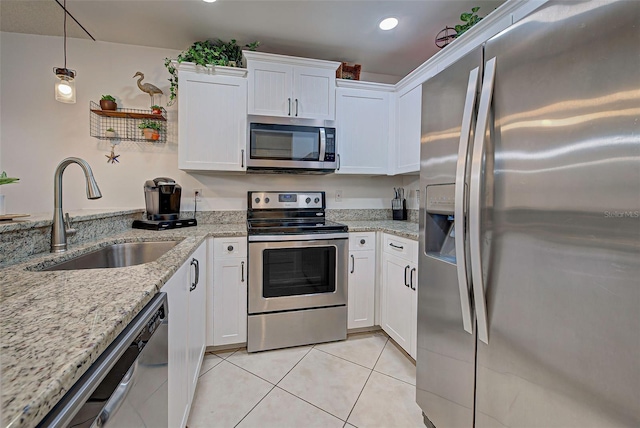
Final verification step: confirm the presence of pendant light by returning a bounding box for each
[53,0,76,103]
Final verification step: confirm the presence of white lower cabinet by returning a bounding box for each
[348,232,376,329]
[380,234,418,358]
[212,237,247,346]
[161,241,207,428]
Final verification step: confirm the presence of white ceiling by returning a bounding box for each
[0,0,505,78]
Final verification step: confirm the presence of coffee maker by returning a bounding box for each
[132,177,197,230]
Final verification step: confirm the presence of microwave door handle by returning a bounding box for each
[319,128,326,161]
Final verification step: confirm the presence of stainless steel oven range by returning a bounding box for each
[247,191,348,352]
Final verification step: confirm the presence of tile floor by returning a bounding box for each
[188,331,425,428]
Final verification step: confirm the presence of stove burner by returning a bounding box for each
[247,191,347,236]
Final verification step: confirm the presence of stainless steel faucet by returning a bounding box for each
[51,157,102,253]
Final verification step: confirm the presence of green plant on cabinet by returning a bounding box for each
[455,7,484,37]
[164,39,260,105]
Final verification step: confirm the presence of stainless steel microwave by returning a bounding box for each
[247,123,337,173]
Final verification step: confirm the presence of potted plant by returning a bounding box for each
[455,7,484,37]
[138,120,162,141]
[100,95,117,110]
[105,128,116,138]
[150,105,163,115]
[164,39,260,105]
[0,171,20,215]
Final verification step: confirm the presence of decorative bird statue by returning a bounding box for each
[133,71,163,106]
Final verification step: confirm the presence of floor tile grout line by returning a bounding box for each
[371,367,416,387]
[343,337,389,425]
[313,344,388,371]
[273,345,314,387]
[274,385,348,424]
[233,384,277,428]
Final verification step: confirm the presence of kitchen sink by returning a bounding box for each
[41,240,182,271]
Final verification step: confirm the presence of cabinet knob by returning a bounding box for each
[360,239,366,245]
[227,245,234,251]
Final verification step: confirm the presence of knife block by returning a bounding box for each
[392,199,407,221]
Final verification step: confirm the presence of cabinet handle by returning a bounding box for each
[360,239,365,245]
[410,267,416,290]
[288,98,291,116]
[389,243,404,250]
[295,99,299,117]
[404,265,410,287]
[241,261,245,282]
[241,149,245,168]
[228,245,234,252]
[190,258,199,291]
[350,254,355,274]
[337,154,341,170]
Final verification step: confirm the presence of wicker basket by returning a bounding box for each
[336,62,361,80]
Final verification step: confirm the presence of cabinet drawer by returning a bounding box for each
[349,232,376,251]
[214,237,247,259]
[382,234,417,261]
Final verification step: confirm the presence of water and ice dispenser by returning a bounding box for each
[425,184,458,264]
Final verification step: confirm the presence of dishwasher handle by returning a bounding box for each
[94,360,139,427]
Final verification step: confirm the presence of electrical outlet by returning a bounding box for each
[335,190,343,202]
[415,189,420,205]
[194,189,203,202]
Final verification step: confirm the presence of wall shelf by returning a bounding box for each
[89,101,167,143]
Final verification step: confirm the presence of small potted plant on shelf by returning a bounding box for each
[100,95,117,110]
[150,105,163,115]
[105,128,116,138]
[138,120,162,141]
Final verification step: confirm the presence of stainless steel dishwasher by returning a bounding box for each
[38,293,168,428]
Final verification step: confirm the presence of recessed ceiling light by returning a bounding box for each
[379,17,398,31]
[203,0,216,3]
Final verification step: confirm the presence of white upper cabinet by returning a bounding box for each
[392,85,422,175]
[244,51,340,120]
[335,82,394,175]
[178,64,248,172]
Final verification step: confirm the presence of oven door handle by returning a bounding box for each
[248,233,349,242]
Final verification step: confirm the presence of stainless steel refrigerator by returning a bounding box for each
[416,1,640,427]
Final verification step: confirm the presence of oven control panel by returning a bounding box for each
[249,192,324,209]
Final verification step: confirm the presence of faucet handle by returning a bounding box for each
[65,213,77,237]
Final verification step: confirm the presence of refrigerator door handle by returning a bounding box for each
[469,57,496,345]
[454,66,480,335]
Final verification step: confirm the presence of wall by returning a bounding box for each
[0,32,404,215]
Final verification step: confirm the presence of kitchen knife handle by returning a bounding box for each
[288,98,291,116]
[350,254,355,274]
[454,66,480,335]
[469,57,497,345]
[404,265,410,287]
[241,261,245,282]
[410,267,416,290]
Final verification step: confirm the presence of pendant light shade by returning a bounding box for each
[54,67,76,103]
[54,0,76,104]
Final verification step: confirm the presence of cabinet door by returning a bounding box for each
[394,85,422,174]
[247,61,293,117]
[348,249,376,329]
[336,88,390,174]
[178,72,247,171]
[381,252,414,352]
[187,242,207,403]
[213,257,247,346]
[161,262,189,428]
[293,66,336,120]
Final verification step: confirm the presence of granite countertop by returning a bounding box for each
[342,220,418,240]
[0,219,416,428]
[0,224,245,428]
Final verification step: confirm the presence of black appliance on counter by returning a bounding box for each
[132,177,197,230]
